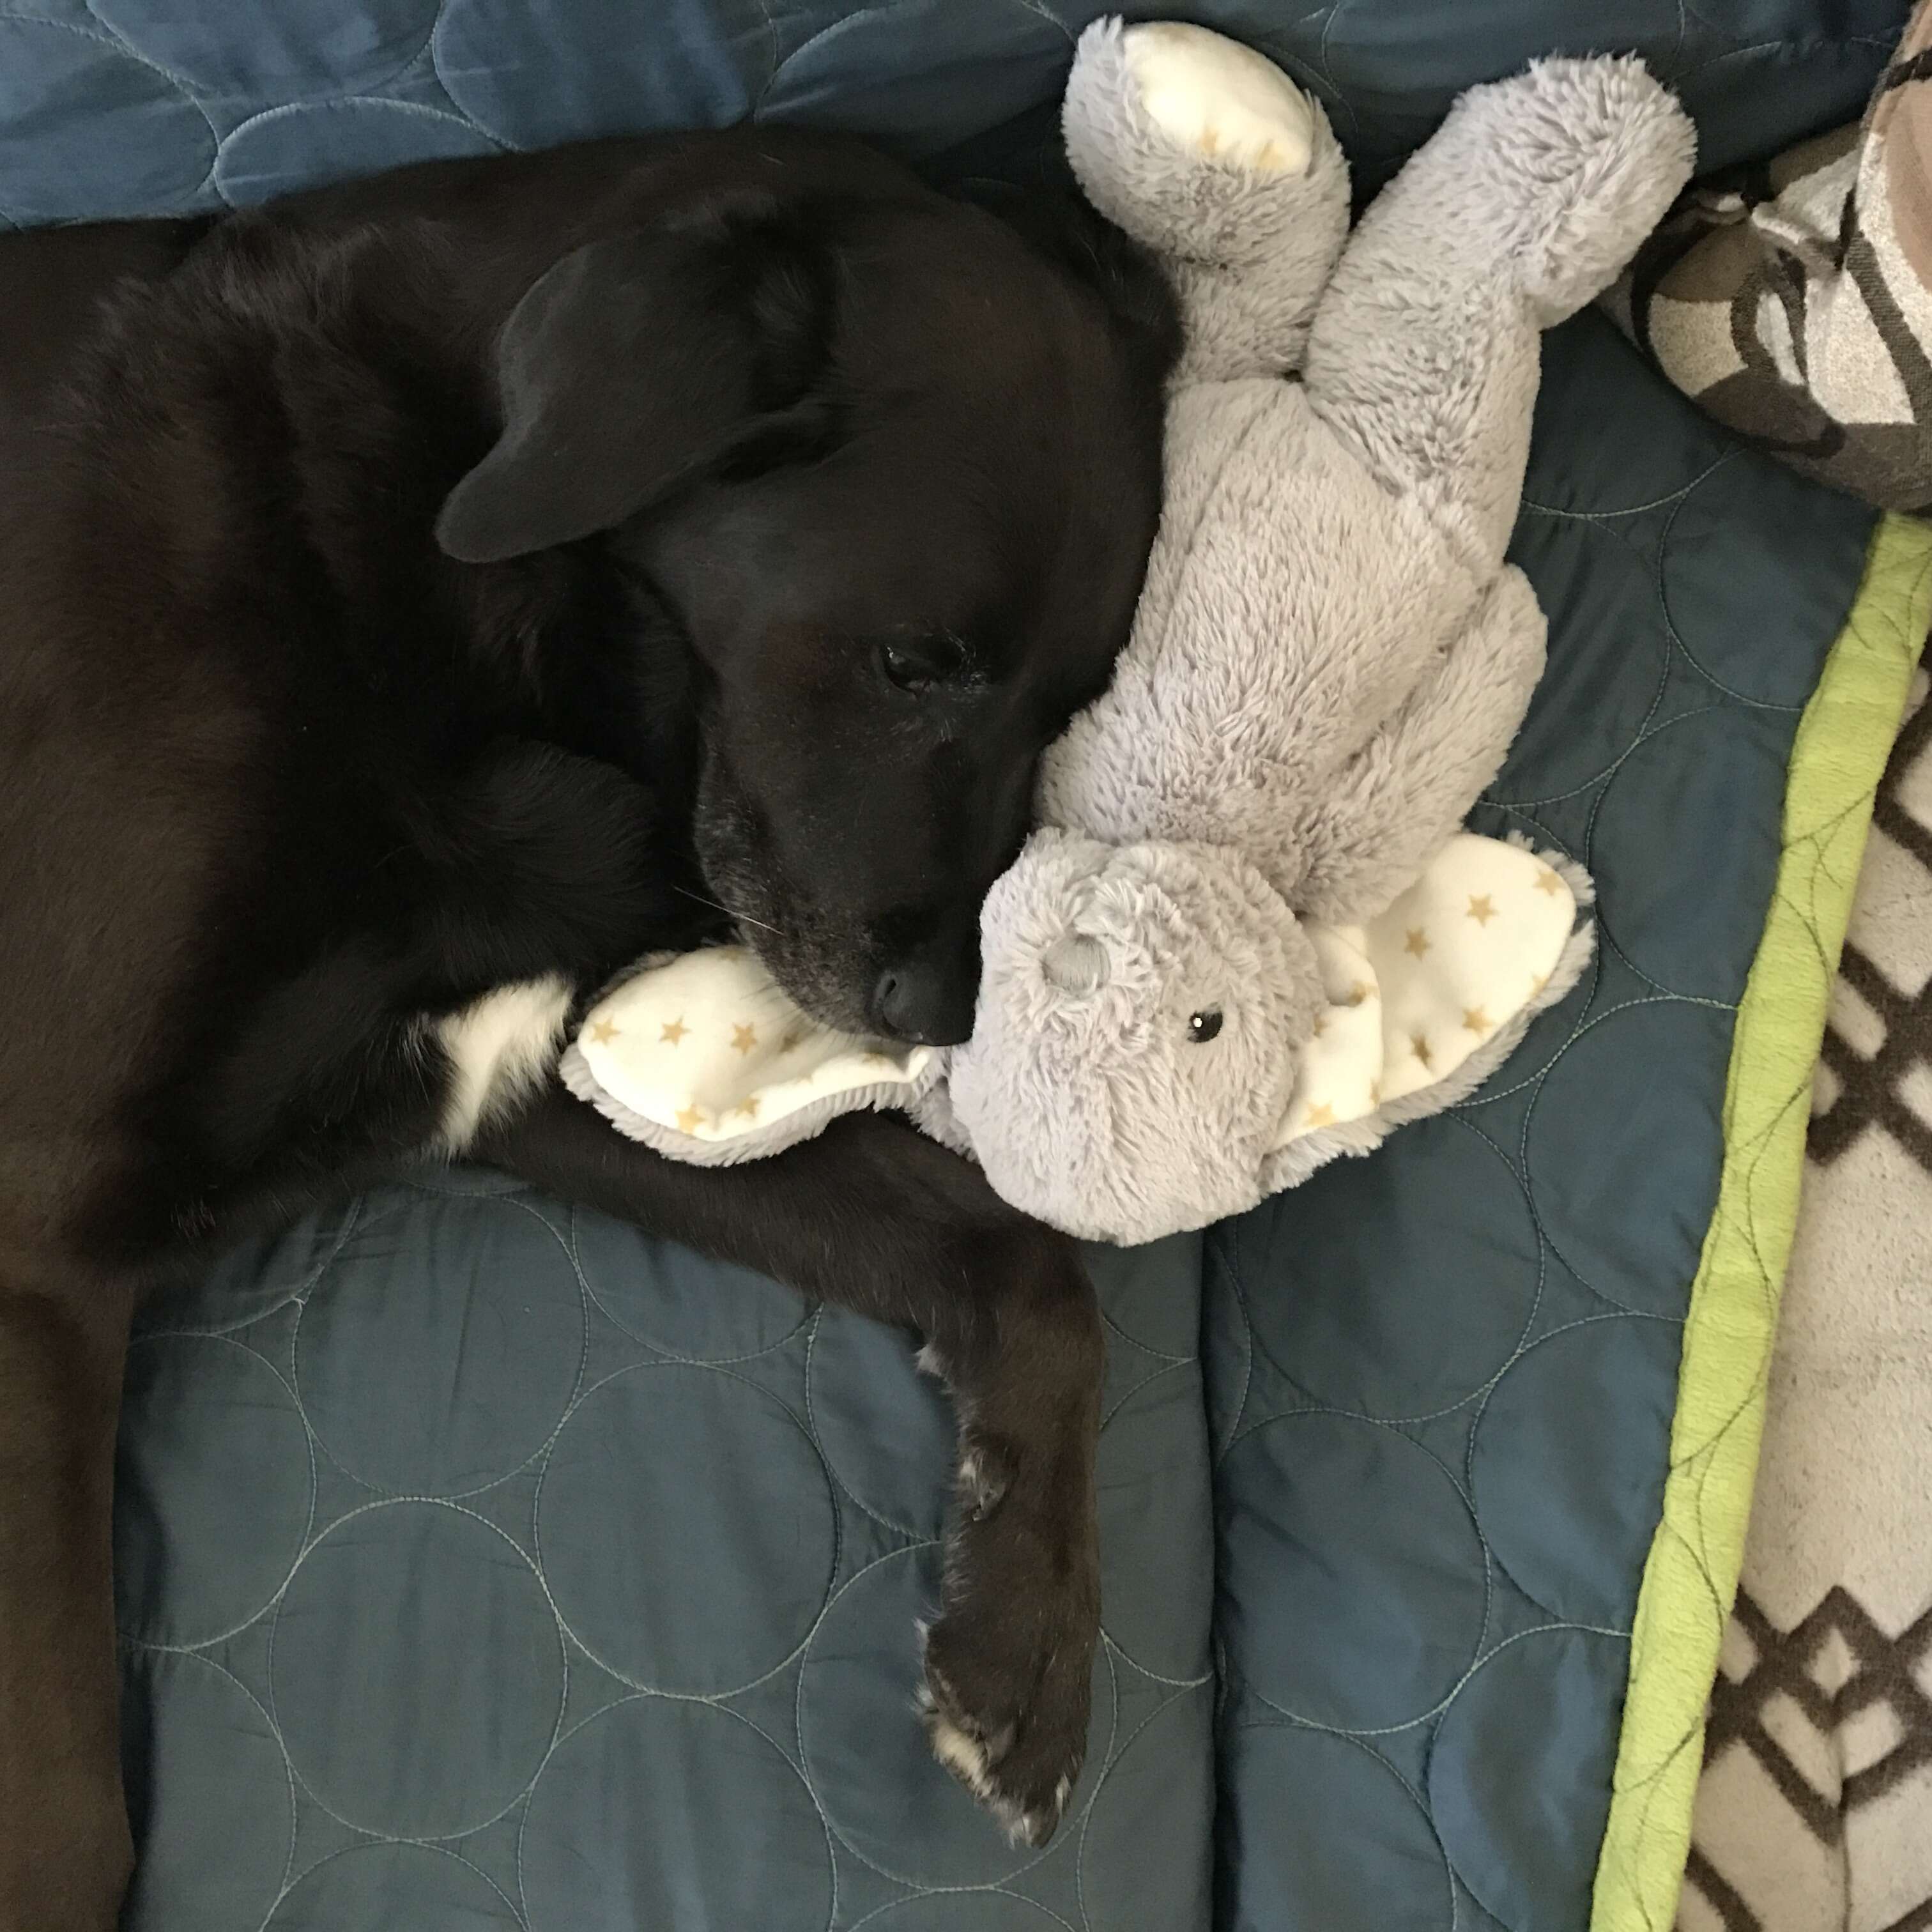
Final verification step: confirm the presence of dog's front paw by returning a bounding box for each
[919,1605,1092,1848]
[916,1482,1098,1848]
[1123,22,1314,174]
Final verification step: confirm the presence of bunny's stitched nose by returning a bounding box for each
[1041,934,1110,995]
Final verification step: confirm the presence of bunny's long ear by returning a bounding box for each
[1062,19,1351,381]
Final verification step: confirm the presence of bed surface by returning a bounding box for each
[0,1,1900,1926]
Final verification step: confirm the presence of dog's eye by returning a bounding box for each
[1187,1009,1223,1044]
[878,632,969,693]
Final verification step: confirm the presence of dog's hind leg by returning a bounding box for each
[0,1272,136,1932]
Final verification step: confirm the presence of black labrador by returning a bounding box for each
[0,128,1177,1930]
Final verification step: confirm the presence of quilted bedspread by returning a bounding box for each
[109,309,1919,1932]
[0,0,1912,224]
[6,3,1922,1929]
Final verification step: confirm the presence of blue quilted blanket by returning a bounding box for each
[0,0,1907,224]
[4,3,1908,1928]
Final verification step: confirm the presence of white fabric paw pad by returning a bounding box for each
[1123,21,1315,173]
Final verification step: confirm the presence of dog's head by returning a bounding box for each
[437,166,1177,1045]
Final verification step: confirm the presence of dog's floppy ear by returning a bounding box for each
[437,190,836,564]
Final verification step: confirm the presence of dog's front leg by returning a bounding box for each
[474,1083,1103,1847]
[0,1275,136,1932]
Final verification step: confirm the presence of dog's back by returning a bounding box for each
[1,216,445,1265]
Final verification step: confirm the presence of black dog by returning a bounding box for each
[0,129,1176,1929]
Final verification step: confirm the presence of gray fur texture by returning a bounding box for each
[940,22,1695,1243]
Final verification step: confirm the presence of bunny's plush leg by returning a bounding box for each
[1303,59,1694,579]
[1292,567,1548,926]
[1062,20,1350,381]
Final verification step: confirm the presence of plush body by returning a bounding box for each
[946,27,1696,1241]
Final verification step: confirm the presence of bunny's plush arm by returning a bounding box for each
[1288,565,1547,925]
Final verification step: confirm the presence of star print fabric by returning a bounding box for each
[561,946,940,1166]
[1273,834,1580,1146]
[563,834,1581,1186]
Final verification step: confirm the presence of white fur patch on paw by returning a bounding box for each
[436,974,572,1151]
[917,1639,1073,1846]
[926,1707,1049,1845]
[926,1706,997,1801]
[1122,22,1314,174]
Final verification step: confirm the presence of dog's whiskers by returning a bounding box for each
[673,884,783,939]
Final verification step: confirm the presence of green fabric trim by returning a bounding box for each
[1590,512,1932,1932]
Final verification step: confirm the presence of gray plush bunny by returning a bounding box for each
[934,23,1693,1240]
[563,22,1694,1244]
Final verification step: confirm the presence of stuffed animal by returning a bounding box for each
[562,22,1695,1244]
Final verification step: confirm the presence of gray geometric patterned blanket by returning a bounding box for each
[1682,673,1932,1932]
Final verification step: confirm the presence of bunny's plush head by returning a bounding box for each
[949,832,1321,1241]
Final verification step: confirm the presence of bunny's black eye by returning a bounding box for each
[1187,1009,1223,1044]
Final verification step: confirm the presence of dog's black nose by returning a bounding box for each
[873,958,976,1046]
